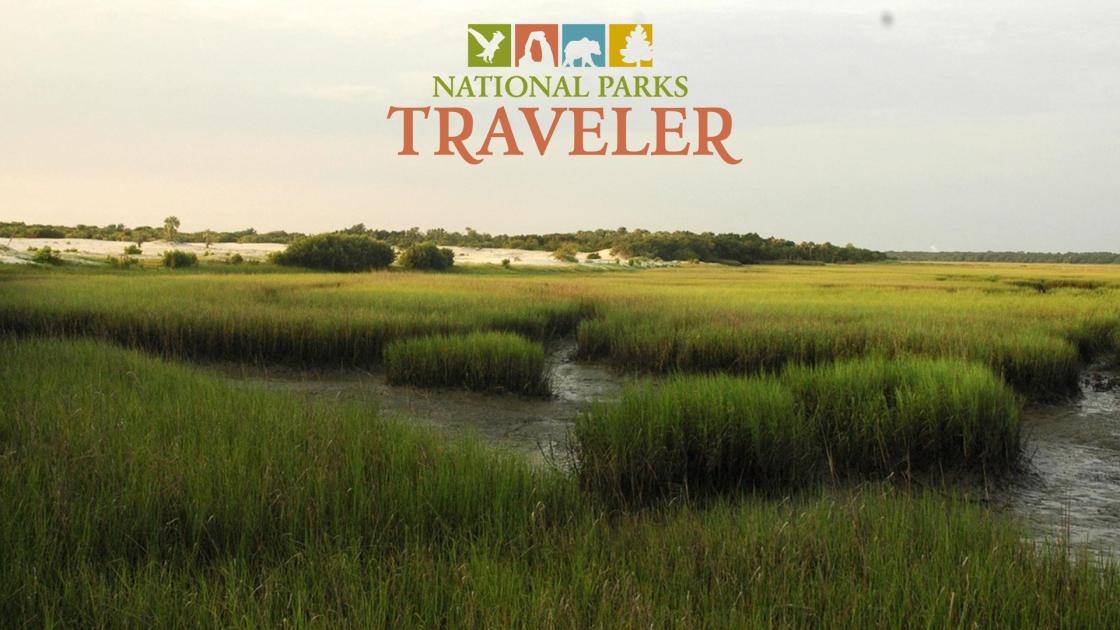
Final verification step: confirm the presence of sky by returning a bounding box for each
[1,0,1118,251]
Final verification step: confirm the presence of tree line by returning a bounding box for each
[0,220,888,264]
[345,226,886,263]
[0,220,296,245]
[888,251,1120,264]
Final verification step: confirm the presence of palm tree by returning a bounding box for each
[163,216,181,242]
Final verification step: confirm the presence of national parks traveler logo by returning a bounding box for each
[388,19,741,165]
[466,23,651,68]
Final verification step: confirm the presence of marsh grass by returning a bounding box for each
[573,274,1115,396]
[575,357,1021,502]
[1,264,1117,399]
[0,271,590,366]
[3,261,1118,625]
[3,338,1120,626]
[385,332,549,395]
[580,315,1089,399]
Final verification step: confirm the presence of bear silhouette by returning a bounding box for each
[563,37,601,67]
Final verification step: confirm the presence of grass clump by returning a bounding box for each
[104,254,139,268]
[32,246,63,265]
[398,241,455,270]
[575,357,1020,502]
[161,249,197,268]
[782,357,1021,472]
[576,375,803,499]
[385,331,549,395]
[273,233,395,272]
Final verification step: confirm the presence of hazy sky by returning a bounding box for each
[2,0,1118,251]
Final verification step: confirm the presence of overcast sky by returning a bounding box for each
[1,0,1118,251]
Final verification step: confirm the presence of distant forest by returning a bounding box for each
[7,221,1116,265]
[888,251,1120,264]
[1,221,886,264]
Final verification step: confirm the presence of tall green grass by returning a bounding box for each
[0,271,590,366]
[575,357,1020,502]
[0,338,572,560]
[573,264,1119,400]
[3,338,1120,626]
[783,357,1021,472]
[1,264,1117,399]
[385,332,549,395]
[577,309,1099,399]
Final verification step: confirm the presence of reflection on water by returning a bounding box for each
[1004,365,1120,552]
[216,341,622,466]
[217,346,1120,551]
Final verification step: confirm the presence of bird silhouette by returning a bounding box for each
[467,27,506,64]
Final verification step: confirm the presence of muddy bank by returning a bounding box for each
[217,346,1120,551]
[215,341,621,466]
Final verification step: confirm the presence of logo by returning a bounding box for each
[608,24,653,68]
[514,24,560,68]
[466,24,651,68]
[387,21,741,166]
[561,24,606,68]
[466,24,511,67]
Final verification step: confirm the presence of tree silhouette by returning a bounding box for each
[163,216,180,242]
[620,25,653,65]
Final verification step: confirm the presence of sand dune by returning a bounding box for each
[1,238,626,267]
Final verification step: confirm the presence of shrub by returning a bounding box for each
[384,332,549,395]
[123,244,142,255]
[553,244,578,263]
[161,250,198,268]
[228,253,244,265]
[586,252,602,260]
[575,357,1021,502]
[501,258,511,268]
[105,255,138,268]
[273,233,395,272]
[398,241,455,270]
[32,247,63,265]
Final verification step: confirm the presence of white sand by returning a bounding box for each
[0,252,31,265]
[0,238,628,267]
[1,237,286,262]
[445,247,624,266]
